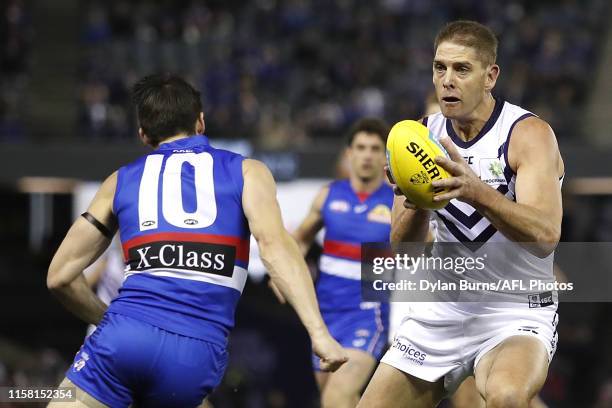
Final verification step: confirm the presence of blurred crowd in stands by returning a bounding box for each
[77,0,609,147]
[1,0,609,146]
[0,0,30,141]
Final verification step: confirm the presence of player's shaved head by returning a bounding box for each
[434,20,498,67]
[132,73,203,146]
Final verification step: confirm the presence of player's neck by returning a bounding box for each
[350,175,383,194]
[158,133,191,146]
[451,94,496,141]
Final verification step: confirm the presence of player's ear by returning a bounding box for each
[344,145,352,157]
[485,64,500,92]
[138,128,147,145]
[195,112,205,135]
[138,128,155,147]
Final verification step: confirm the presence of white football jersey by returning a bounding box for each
[424,98,561,296]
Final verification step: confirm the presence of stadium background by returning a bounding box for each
[1,0,612,407]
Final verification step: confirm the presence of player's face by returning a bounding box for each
[433,41,498,120]
[347,132,386,181]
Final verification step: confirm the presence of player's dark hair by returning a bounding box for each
[346,118,389,146]
[132,73,203,146]
[434,20,498,66]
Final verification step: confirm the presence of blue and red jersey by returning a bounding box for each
[108,135,250,347]
[316,179,394,312]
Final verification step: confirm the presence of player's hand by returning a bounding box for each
[432,137,486,205]
[267,280,286,304]
[311,329,349,372]
[385,165,419,210]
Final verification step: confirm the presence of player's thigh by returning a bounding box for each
[320,349,377,402]
[195,397,214,408]
[47,377,109,408]
[357,362,444,408]
[450,376,484,408]
[474,335,549,405]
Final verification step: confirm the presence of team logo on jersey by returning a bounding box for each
[329,200,350,213]
[354,204,368,214]
[367,204,391,224]
[479,158,506,185]
[127,241,235,277]
[410,171,430,185]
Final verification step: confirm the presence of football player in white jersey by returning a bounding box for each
[359,20,564,408]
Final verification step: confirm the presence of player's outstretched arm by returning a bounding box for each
[292,185,328,255]
[47,172,118,324]
[242,159,348,372]
[268,184,328,303]
[432,117,563,256]
[269,184,328,303]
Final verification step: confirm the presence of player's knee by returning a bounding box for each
[485,385,530,408]
[485,381,530,408]
[321,386,359,408]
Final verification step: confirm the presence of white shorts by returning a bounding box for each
[381,302,558,394]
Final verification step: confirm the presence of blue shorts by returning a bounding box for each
[67,312,227,407]
[312,304,389,371]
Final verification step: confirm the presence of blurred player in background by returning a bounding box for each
[359,20,564,407]
[290,118,393,407]
[46,73,347,407]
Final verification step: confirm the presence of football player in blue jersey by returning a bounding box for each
[284,118,394,408]
[47,73,347,408]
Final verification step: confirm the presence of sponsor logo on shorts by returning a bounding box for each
[128,241,235,277]
[355,329,370,337]
[550,331,558,356]
[352,338,367,348]
[517,325,540,335]
[391,337,426,365]
[359,301,380,310]
[528,291,554,308]
[73,352,89,372]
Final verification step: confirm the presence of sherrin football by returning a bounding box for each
[386,120,451,210]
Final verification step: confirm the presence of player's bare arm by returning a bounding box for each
[242,159,348,372]
[292,185,328,255]
[270,184,328,303]
[432,117,563,256]
[390,195,431,243]
[47,172,118,324]
[386,164,431,243]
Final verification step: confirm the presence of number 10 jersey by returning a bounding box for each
[108,135,250,347]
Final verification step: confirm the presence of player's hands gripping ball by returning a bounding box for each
[386,120,451,210]
[430,136,486,206]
